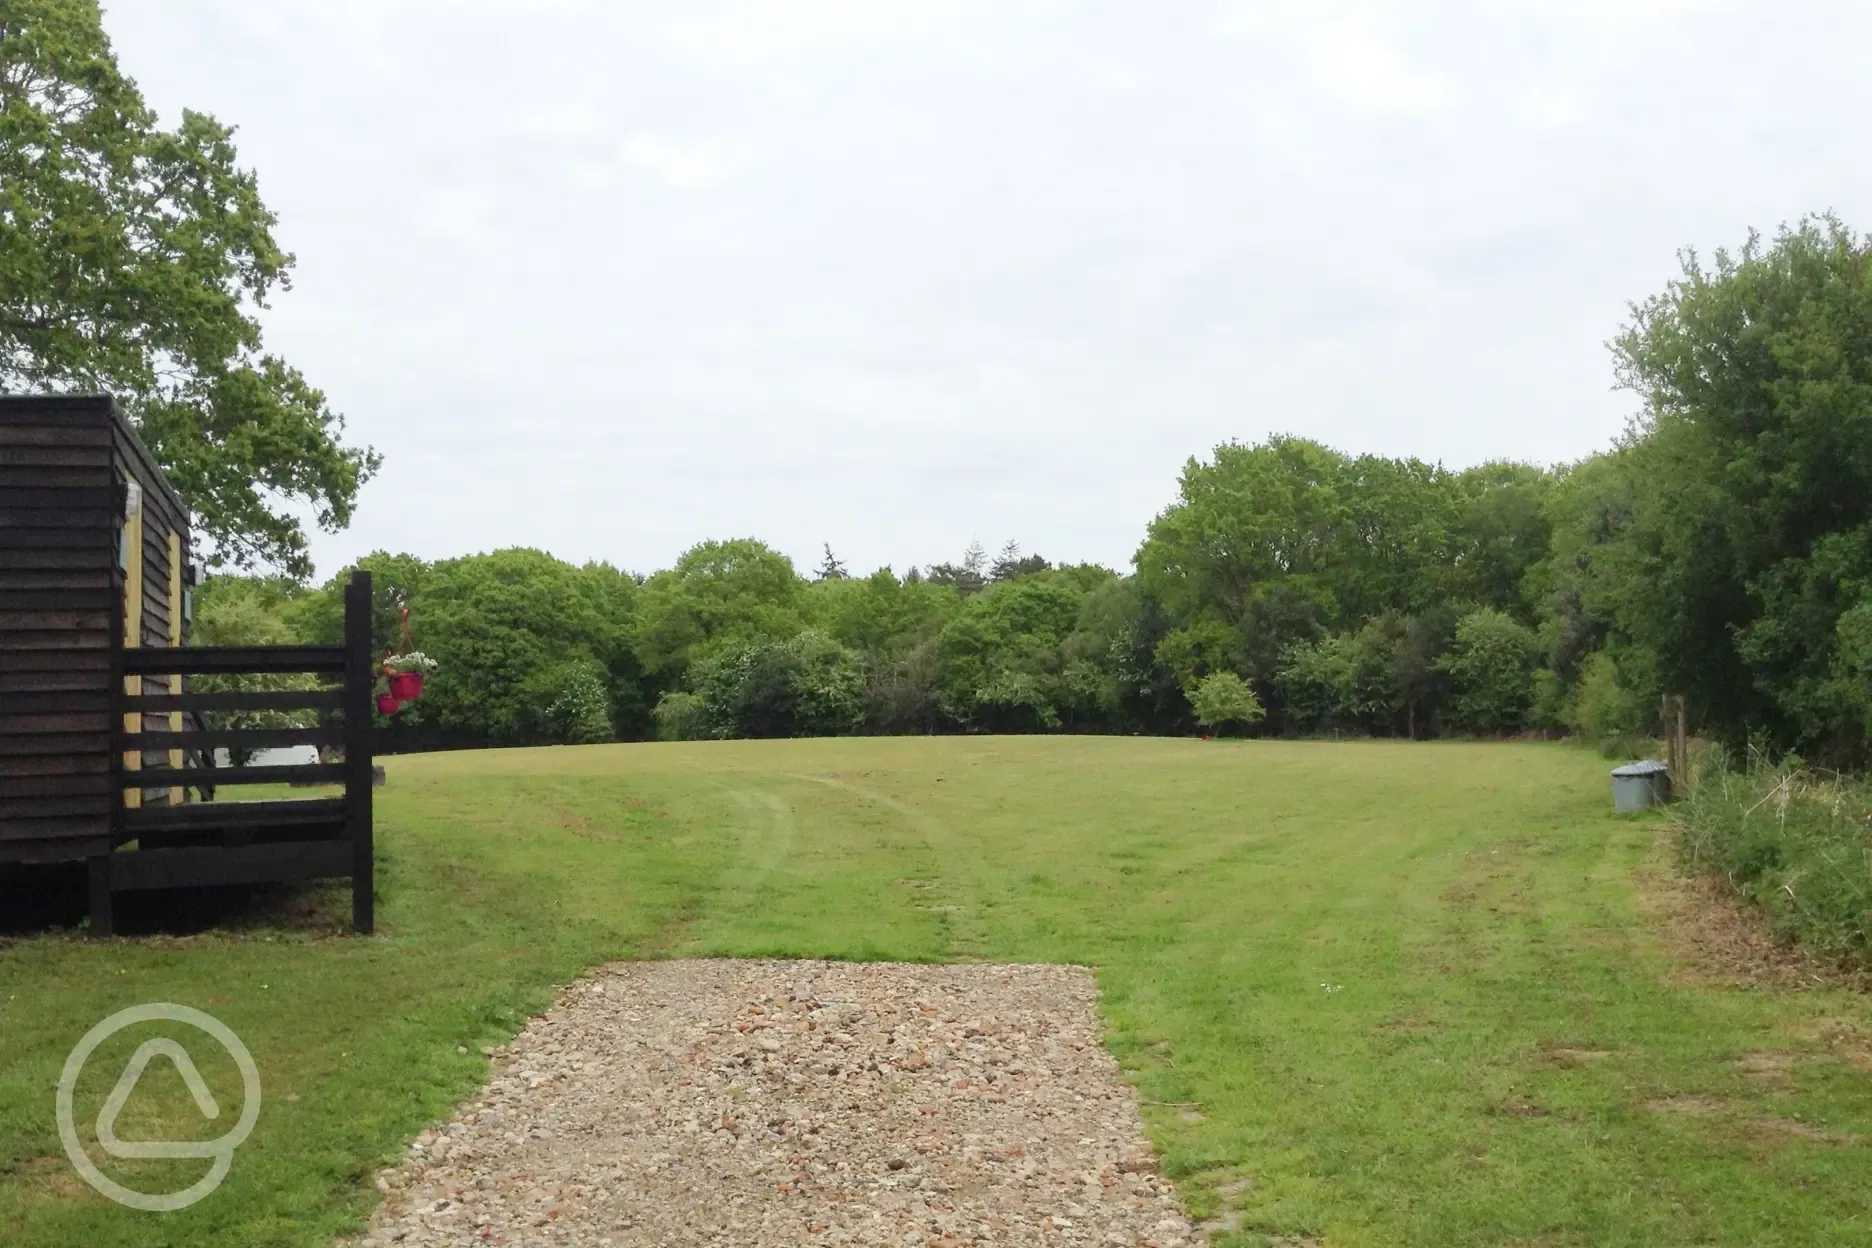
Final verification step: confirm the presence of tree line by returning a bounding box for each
[195,219,1872,763]
[191,474,1588,753]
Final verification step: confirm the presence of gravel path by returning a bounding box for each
[350,960,1198,1247]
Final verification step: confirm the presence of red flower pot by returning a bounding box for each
[388,671,425,700]
[376,693,403,715]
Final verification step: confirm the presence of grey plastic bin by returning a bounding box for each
[1610,760,1671,812]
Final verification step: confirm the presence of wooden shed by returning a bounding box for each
[1,394,376,934]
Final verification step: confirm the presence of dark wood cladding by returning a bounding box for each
[1,394,193,860]
[0,396,122,862]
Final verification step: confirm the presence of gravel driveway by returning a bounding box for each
[350,960,1198,1247]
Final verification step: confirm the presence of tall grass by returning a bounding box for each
[1677,750,1872,964]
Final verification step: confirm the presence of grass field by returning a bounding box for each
[3,737,1870,1247]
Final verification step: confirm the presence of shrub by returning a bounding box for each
[651,691,710,741]
[1275,637,1359,731]
[864,641,944,734]
[1569,650,1652,755]
[787,629,867,736]
[976,669,1062,730]
[1677,753,1872,965]
[688,630,866,739]
[1275,627,1401,734]
[546,662,613,744]
[1191,671,1266,734]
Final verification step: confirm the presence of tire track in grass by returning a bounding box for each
[702,788,798,929]
[785,773,987,959]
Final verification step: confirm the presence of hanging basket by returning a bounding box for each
[376,693,404,715]
[387,671,425,700]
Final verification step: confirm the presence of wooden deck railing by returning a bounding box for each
[94,571,375,934]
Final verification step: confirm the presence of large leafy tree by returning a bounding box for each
[935,576,1086,730]
[1601,215,1872,759]
[298,549,640,747]
[0,0,377,575]
[634,539,805,681]
[412,550,639,747]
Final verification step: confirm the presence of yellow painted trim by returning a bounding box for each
[169,529,184,806]
[122,505,143,809]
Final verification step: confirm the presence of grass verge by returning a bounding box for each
[1676,753,1872,970]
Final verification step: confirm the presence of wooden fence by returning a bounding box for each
[86,572,376,934]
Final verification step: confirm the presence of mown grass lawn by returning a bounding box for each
[2,737,1869,1247]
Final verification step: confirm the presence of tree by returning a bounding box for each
[1274,631,1404,734]
[927,541,989,596]
[1450,462,1554,617]
[687,629,865,739]
[292,550,429,657]
[1133,437,1473,702]
[0,1,378,575]
[1440,608,1540,735]
[634,539,804,681]
[1190,672,1266,735]
[989,541,1050,582]
[314,548,638,748]
[807,567,960,666]
[814,544,849,581]
[1588,215,1872,760]
[1567,650,1650,754]
[935,577,1084,731]
[1387,605,1463,739]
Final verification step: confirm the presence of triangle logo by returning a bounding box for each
[95,1038,225,1160]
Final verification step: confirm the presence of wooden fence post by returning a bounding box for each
[1661,694,1689,799]
[1674,695,1689,797]
[344,571,375,934]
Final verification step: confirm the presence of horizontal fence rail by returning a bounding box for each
[92,571,376,934]
[122,645,345,676]
[123,689,343,713]
[110,841,354,892]
[114,763,345,789]
[115,726,343,753]
[121,797,344,831]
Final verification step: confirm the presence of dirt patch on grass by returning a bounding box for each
[1642,1094,1853,1146]
[1492,1100,1551,1118]
[1542,1045,1614,1068]
[1734,1051,1799,1081]
[1746,1116,1851,1145]
[1642,1093,1727,1116]
[4,1154,90,1202]
[1632,857,1850,991]
[1796,1018,1872,1073]
[1374,1009,1439,1037]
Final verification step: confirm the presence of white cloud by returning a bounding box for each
[1303,11,1460,116]
[618,133,755,190]
[412,190,508,249]
[97,0,1872,579]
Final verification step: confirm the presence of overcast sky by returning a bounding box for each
[106,0,1872,581]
